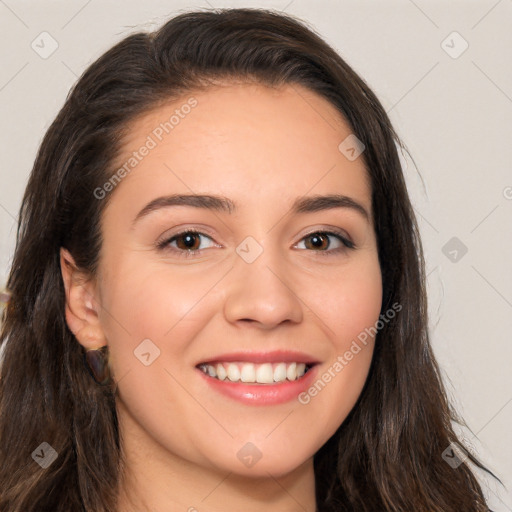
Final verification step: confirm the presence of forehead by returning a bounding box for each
[107,82,371,217]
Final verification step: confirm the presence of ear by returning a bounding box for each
[60,247,107,350]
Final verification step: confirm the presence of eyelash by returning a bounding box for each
[156,228,356,258]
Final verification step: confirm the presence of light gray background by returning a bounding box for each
[0,0,511,509]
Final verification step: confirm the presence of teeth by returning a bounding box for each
[227,363,240,382]
[216,363,227,380]
[199,361,310,383]
[286,362,297,381]
[256,363,274,384]
[240,363,256,383]
[273,363,287,382]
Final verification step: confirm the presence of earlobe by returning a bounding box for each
[59,247,106,350]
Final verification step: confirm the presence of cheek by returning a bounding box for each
[309,253,383,346]
[297,255,382,422]
[97,256,219,384]
[334,272,382,346]
[100,256,213,334]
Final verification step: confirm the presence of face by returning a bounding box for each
[92,82,382,479]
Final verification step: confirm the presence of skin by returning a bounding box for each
[60,82,382,512]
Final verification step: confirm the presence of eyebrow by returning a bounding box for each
[131,193,370,226]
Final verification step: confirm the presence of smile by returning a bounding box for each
[197,361,312,384]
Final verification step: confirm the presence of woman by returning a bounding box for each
[0,7,498,512]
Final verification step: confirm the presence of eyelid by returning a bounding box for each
[155,228,218,255]
[293,229,355,255]
[156,225,217,245]
[156,226,356,257]
[298,227,354,247]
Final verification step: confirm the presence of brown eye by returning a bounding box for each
[304,233,330,250]
[174,232,202,251]
[157,230,217,256]
[296,230,355,255]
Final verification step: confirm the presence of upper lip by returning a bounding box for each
[196,350,320,366]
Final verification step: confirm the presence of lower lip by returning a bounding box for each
[196,365,319,405]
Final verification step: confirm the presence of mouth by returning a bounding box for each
[195,351,320,405]
[196,361,315,384]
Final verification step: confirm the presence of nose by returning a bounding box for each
[223,244,303,330]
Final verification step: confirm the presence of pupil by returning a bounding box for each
[182,233,198,249]
[311,234,327,249]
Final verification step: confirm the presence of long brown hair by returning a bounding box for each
[0,7,499,511]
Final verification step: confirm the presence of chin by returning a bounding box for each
[210,446,314,479]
